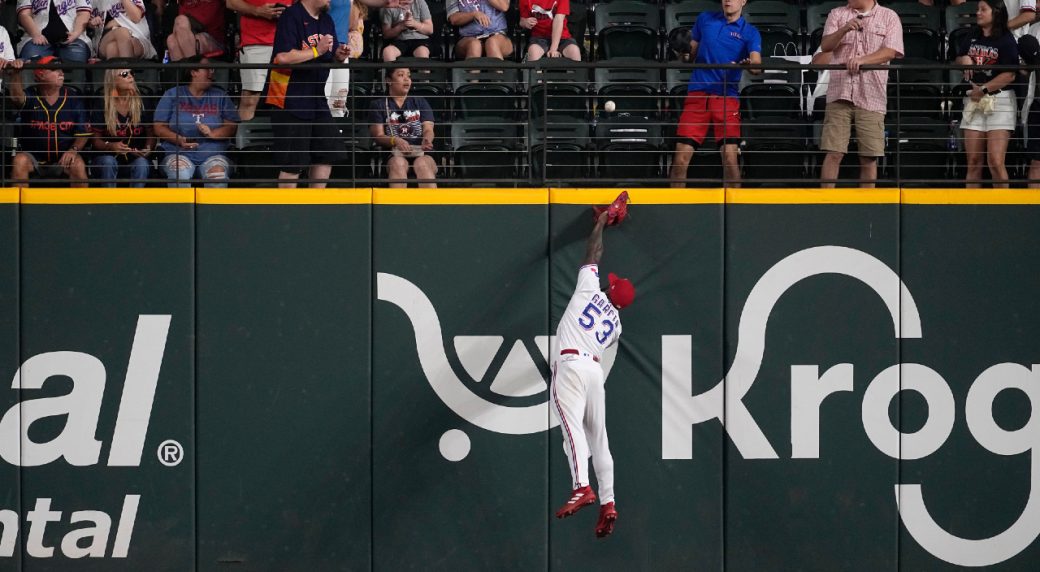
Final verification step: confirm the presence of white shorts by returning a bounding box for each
[239,45,273,92]
[960,91,1017,132]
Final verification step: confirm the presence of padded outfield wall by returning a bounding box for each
[0,186,1037,571]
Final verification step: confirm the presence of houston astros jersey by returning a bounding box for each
[555,264,622,360]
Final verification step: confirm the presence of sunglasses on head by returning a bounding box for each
[118,71,134,78]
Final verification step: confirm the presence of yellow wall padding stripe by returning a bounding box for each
[727,188,902,204]
[198,188,372,204]
[373,187,547,204]
[901,189,1040,204]
[6,186,1040,205]
[21,188,195,204]
[551,188,724,204]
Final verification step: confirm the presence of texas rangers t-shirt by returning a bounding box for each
[368,96,434,145]
[554,264,622,361]
[154,86,240,161]
[16,86,92,164]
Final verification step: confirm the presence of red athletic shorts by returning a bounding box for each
[676,91,741,146]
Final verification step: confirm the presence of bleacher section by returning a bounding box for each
[2,0,1038,187]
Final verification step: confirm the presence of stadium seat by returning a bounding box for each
[527,61,590,122]
[898,3,942,60]
[594,61,662,118]
[885,117,951,186]
[887,60,945,121]
[945,1,977,37]
[946,26,974,62]
[530,123,591,182]
[740,83,802,119]
[743,0,801,57]
[592,0,662,61]
[806,1,845,54]
[593,113,664,184]
[234,116,278,186]
[664,66,691,120]
[741,117,810,187]
[738,57,803,119]
[450,59,523,119]
[450,117,524,184]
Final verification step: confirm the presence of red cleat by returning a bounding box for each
[555,485,597,519]
[595,502,617,538]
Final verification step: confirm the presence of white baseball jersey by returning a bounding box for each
[1006,0,1038,37]
[555,264,622,360]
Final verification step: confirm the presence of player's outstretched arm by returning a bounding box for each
[583,211,610,266]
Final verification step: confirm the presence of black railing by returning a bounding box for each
[2,59,1036,188]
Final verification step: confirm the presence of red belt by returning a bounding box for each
[561,348,600,362]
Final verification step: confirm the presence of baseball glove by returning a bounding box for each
[592,191,629,226]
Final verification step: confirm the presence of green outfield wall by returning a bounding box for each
[0,186,1037,571]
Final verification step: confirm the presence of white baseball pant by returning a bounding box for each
[551,354,615,504]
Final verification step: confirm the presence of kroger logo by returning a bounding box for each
[380,245,1038,568]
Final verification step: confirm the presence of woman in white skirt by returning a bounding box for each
[91,0,156,60]
[954,0,1019,187]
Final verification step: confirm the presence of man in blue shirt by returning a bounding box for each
[670,0,761,188]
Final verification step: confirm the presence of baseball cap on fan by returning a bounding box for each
[33,55,63,77]
[607,273,635,309]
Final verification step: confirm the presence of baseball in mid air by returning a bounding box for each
[604,100,616,113]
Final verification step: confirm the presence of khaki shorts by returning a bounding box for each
[239,45,273,93]
[821,101,886,157]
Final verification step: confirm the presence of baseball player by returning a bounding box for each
[552,196,635,539]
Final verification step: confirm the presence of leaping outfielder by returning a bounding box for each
[551,191,635,538]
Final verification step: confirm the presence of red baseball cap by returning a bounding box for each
[33,55,62,77]
[607,273,635,309]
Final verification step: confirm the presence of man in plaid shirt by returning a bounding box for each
[818,0,903,188]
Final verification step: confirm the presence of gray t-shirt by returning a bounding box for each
[381,0,432,41]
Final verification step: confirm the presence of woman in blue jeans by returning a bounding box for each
[90,66,154,187]
[153,56,239,187]
[17,0,92,62]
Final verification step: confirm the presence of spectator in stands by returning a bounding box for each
[956,0,1018,188]
[166,0,226,61]
[519,0,580,61]
[368,66,437,187]
[17,0,93,62]
[817,0,903,188]
[447,0,512,60]
[949,0,1040,37]
[90,66,155,186]
[669,0,761,188]
[1019,34,1040,187]
[227,0,286,121]
[326,0,366,118]
[381,0,435,61]
[5,56,91,187]
[153,57,239,186]
[0,26,20,91]
[91,0,158,60]
[268,0,352,187]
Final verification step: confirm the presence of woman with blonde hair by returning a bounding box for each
[326,0,367,117]
[90,65,155,186]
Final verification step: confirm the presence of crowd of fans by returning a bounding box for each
[2,0,1040,188]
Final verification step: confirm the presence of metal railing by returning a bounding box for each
[2,58,1036,188]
